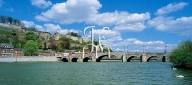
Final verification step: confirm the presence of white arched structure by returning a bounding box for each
[83,26,111,60]
[83,26,95,53]
[82,44,94,59]
[98,27,109,52]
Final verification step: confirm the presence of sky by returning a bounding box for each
[0,0,192,52]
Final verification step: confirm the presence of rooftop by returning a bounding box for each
[0,43,14,48]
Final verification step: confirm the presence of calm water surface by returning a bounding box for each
[0,62,192,85]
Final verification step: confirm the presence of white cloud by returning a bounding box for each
[113,23,146,32]
[22,20,46,31]
[110,38,177,52]
[35,0,101,23]
[35,25,45,31]
[31,0,52,9]
[87,11,150,26]
[115,48,122,51]
[44,23,62,33]
[92,29,121,38]
[100,36,123,48]
[35,15,49,22]
[35,0,150,32]
[116,38,165,46]
[155,2,188,15]
[22,20,36,28]
[147,16,192,36]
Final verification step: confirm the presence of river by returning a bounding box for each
[0,62,192,85]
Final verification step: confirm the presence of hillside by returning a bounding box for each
[0,23,90,52]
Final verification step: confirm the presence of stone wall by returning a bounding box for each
[34,31,51,41]
[0,56,59,62]
[0,23,24,32]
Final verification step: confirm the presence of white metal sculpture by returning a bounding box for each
[82,26,111,59]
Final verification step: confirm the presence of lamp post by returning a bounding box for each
[165,45,167,54]
[143,45,146,53]
[143,45,144,53]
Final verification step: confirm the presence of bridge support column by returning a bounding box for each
[163,55,170,62]
[165,56,170,62]
[78,56,83,62]
[122,54,127,62]
[68,56,72,62]
[92,55,96,62]
[142,54,147,62]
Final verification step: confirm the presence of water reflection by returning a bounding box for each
[0,62,192,85]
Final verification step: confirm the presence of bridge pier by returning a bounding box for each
[165,56,170,62]
[67,55,72,62]
[92,55,96,62]
[142,54,147,62]
[122,54,127,62]
[78,57,83,62]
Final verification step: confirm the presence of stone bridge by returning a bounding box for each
[57,52,169,62]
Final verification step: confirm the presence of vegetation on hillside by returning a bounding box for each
[169,40,192,68]
[24,40,39,56]
[0,15,113,53]
[0,15,24,26]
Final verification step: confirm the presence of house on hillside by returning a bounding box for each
[0,43,14,56]
[14,48,24,56]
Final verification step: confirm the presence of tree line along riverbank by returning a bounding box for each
[169,39,192,69]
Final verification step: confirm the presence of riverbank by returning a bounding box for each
[0,56,59,63]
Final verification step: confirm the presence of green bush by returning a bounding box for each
[169,40,192,68]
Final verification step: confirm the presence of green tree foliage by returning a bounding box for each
[0,15,22,26]
[0,16,6,23]
[56,44,62,52]
[7,17,13,24]
[28,27,37,31]
[36,38,43,48]
[26,31,36,41]
[24,40,39,56]
[66,32,80,37]
[169,40,192,68]
[59,37,70,51]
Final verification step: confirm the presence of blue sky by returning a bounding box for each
[0,0,192,52]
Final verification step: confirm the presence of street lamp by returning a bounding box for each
[165,45,167,54]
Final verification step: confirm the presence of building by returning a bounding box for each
[14,48,24,56]
[39,49,54,56]
[0,43,14,56]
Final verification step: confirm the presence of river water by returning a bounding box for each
[0,62,192,85]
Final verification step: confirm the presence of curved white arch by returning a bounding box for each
[82,44,95,58]
[101,44,111,59]
[98,27,110,52]
[83,26,95,53]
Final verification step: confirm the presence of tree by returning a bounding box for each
[36,38,43,48]
[169,40,192,68]
[0,16,6,23]
[7,17,13,24]
[13,19,17,25]
[24,40,39,56]
[59,37,70,51]
[26,31,36,41]
[28,27,37,31]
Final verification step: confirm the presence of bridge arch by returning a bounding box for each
[83,57,90,62]
[96,55,110,62]
[147,56,158,62]
[127,56,138,62]
[71,57,78,62]
[127,56,136,62]
[162,56,166,62]
[61,58,68,62]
